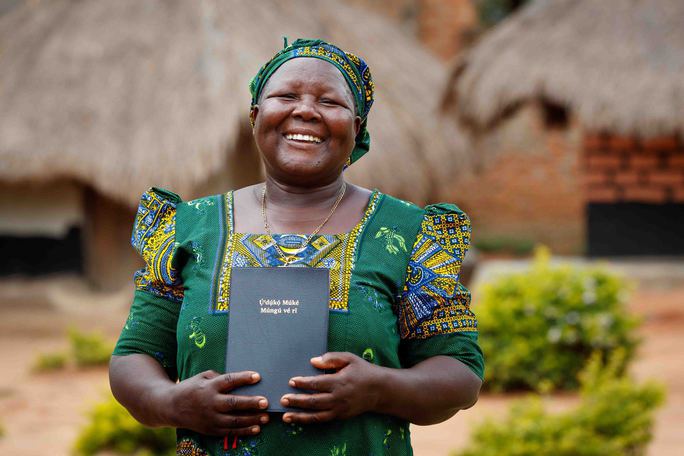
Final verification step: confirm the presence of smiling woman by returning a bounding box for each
[109,38,483,455]
[251,58,361,188]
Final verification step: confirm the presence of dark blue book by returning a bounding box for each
[225,267,330,412]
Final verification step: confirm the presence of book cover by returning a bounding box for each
[225,267,330,412]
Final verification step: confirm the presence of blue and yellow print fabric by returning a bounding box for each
[131,188,183,302]
[397,207,477,339]
[215,191,381,313]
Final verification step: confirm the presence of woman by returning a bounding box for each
[110,38,483,455]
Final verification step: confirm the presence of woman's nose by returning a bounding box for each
[291,97,320,121]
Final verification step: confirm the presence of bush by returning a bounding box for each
[475,236,535,256]
[455,351,664,456]
[478,246,639,392]
[31,329,113,372]
[74,395,175,456]
[32,351,68,372]
[69,328,113,367]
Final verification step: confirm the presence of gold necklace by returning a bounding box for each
[261,182,347,265]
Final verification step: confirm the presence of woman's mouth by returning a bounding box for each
[284,133,323,144]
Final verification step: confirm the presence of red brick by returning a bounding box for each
[668,154,684,168]
[672,188,684,202]
[587,155,622,170]
[646,170,684,186]
[608,135,637,151]
[623,185,668,203]
[585,185,620,203]
[642,136,680,151]
[630,155,660,169]
[583,170,612,187]
[583,133,606,151]
[614,170,642,185]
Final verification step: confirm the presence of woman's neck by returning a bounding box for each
[259,176,346,210]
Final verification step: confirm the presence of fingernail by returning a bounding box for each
[289,379,296,387]
[281,397,290,406]
[251,373,260,382]
[259,399,268,409]
[283,414,292,423]
[311,356,322,362]
[260,415,268,424]
[251,426,260,434]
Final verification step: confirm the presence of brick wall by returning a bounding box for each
[583,133,684,204]
[442,105,584,254]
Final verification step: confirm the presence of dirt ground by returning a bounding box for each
[0,269,682,455]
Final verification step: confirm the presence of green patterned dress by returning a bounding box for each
[114,187,484,456]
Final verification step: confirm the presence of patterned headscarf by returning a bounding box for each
[249,38,375,165]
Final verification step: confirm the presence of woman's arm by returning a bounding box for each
[373,355,481,424]
[109,354,270,436]
[280,352,482,425]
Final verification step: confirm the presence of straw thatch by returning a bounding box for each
[0,0,463,206]
[442,0,684,137]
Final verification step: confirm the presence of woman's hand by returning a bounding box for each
[278,353,482,426]
[280,352,380,424]
[167,370,270,436]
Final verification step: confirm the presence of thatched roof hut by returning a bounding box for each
[442,0,684,138]
[0,0,462,206]
[440,0,684,257]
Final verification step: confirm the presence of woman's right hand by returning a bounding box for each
[165,370,269,436]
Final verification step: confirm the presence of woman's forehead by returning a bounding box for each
[264,58,350,91]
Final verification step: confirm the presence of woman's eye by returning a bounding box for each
[320,98,339,106]
[279,93,297,99]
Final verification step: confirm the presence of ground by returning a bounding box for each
[0,262,682,455]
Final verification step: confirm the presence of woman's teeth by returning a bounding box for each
[285,133,323,143]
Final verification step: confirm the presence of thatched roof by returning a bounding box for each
[0,0,463,206]
[442,0,684,137]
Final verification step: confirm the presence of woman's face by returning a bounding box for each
[252,58,362,186]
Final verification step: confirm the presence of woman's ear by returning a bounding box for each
[249,106,259,128]
[354,116,362,136]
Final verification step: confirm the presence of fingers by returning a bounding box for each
[310,352,355,370]
[282,410,336,425]
[281,392,335,410]
[214,371,260,392]
[205,407,269,437]
[216,413,269,430]
[289,373,335,392]
[207,423,264,437]
[214,394,268,413]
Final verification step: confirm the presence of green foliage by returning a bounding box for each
[32,329,113,373]
[475,236,535,256]
[68,328,113,367]
[478,246,639,392]
[455,351,665,456]
[74,395,175,456]
[32,351,68,372]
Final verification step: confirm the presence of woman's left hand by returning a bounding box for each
[281,352,380,424]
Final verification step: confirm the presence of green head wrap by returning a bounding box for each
[249,38,375,165]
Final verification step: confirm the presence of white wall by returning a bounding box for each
[0,180,83,237]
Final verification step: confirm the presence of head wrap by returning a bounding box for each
[249,38,375,165]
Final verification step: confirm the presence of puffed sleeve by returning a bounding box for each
[395,204,484,380]
[112,188,184,380]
